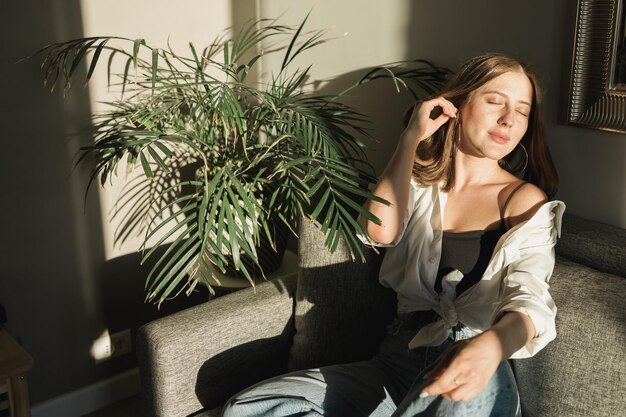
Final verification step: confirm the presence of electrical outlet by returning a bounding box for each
[110,329,132,357]
[91,329,133,363]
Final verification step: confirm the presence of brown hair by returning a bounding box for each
[406,53,559,199]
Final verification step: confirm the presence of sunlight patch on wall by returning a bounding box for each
[79,0,233,260]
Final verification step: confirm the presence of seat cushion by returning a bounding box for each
[513,256,626,417]
[288,218,397,371]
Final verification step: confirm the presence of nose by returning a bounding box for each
[498,107,514,127]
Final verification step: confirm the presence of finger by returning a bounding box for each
[423,378,470,400]
[413,100,439,121]
[421,351,467,397]
[441,100,457,118]
[423,97,449,113]
[441,96,458,111]
[430,113,451,130]
[439,386,461,401]
[421,372,460,397]
[405,102,430,130]
[422,347,456,381]
[443,98,457,118]
[443,382,478,402]
[439,97,458,118]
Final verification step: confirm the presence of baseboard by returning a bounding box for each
[31,368,140,417]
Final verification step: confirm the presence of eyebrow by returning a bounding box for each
[482,90,532,107]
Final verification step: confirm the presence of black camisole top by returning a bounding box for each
[435,182,528,297]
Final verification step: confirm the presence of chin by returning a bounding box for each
[464,141,513,160]
[487,143,517,159]
[481,148,510,161]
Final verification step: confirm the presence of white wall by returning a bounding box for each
[81,0,233,259]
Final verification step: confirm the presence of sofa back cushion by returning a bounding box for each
[556,213,626,277]
[287,217,396,371]
[514,213,626,417]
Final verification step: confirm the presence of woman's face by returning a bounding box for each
[458,70,533,162]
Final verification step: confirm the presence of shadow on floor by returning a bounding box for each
[82,395,142,417]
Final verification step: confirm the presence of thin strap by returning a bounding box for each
[500,181,528,226]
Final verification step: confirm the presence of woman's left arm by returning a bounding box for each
[420,311,534,401]
[422,184,559,402]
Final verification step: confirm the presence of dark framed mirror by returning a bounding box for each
[566,0,626,134]
[614,1,626,90]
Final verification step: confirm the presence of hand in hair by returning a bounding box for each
[402,97,458,144]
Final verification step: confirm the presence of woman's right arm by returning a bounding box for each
[359,97,457,244]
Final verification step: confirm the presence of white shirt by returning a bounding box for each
[357,179,566,359]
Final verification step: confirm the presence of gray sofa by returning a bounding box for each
[137,213,626,417]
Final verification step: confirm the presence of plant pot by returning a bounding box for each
[222,214,290,279]
[193,164,291,281]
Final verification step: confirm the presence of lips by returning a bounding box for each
[488,131,509,144]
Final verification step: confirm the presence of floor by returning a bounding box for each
[82,395,142,417]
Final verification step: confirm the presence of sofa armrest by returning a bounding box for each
[137,274,297,417]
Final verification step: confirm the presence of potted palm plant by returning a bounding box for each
[31,16,449,306]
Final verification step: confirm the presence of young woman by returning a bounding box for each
[222,53,565,417]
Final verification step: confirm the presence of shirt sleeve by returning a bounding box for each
[356,179,417,248]
[493,202,564,359]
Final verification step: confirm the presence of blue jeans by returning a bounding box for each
[222,311,521,416]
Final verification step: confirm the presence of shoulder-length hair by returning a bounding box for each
[406,53,559,199]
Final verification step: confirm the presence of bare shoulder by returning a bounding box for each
[503,182,548,228]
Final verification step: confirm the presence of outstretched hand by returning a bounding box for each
[402,97,458,144]
[420,330,504,402]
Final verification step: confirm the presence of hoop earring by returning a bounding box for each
[518,143,528,173]
[451,122,461,158]
[500,142,528,173]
